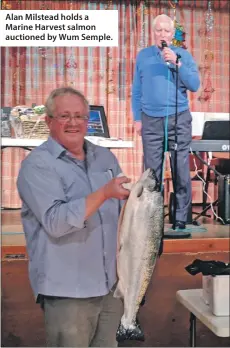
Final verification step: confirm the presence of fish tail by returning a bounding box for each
[116,320,145,342]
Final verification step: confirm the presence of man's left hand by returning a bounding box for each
[162,47,181,66]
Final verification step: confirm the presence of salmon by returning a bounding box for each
[114,168,164,342]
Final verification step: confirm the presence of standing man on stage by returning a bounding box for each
[132,14,200,230]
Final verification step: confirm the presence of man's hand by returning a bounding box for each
[85,176,131,220]
[162,47,182,67]
[103,176,131,200]
[134,121,142,136]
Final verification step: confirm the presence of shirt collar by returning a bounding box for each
[84,139,96,163]
[46,136,96,161]
[46,136,66,159]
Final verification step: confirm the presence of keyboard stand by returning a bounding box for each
[192,152,221,224]
[192,199,219,224]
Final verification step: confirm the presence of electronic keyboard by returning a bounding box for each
[190,140,230,152]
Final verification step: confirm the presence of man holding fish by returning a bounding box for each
[17,86,132,347]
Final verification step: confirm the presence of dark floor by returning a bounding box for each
[1,252,230,347]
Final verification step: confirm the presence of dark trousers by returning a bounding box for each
[141,109,192,222]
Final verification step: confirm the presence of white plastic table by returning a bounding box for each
[176,289,230,347]
[1,136,133,149]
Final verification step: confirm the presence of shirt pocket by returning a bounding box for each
[90,168,114,191]
[61,170,91,201]
[92,169,120,220]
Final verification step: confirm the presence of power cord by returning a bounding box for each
[190,149,225,225]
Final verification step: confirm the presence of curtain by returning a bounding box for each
[1,0,229,208]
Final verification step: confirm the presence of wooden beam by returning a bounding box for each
[2,238,229,259]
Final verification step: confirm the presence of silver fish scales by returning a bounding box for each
[114,168,164,342]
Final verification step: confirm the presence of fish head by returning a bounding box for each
[137,168,160,195]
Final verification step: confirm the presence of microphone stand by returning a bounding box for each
[172,54,180,231]
[164,53,191,239]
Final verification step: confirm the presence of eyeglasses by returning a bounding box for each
[50,114,89,124]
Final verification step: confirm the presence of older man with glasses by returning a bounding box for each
[17,87,131,347]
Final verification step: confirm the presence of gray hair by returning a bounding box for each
[45,86,89,117]
[153,14,175,31]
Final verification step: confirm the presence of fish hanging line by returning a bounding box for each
[160,67,170,193]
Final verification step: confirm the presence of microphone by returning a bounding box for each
[161,40,167,49]
[161,40,170,65]
[161,40,181,64]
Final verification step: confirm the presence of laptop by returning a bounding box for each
[202,120,230,140]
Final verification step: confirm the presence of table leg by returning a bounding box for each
[189,312,196,347]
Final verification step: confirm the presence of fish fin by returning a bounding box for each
[158,235,164,257]
[116,320,145,342]
[136,182,144,197]
[140,295,146,306]
[113,281,123,299]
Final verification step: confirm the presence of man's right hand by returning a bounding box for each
[85,176,131,220]
[103,176,131,200]
[134,121,142,136]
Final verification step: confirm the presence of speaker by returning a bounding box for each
[218,175,230,224]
